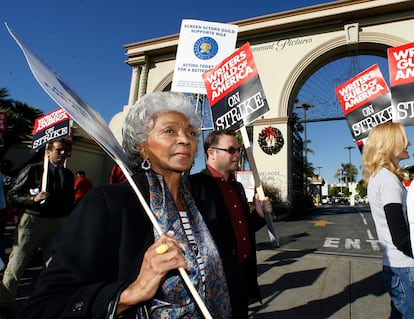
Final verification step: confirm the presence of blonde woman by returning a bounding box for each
[363,122,414,318]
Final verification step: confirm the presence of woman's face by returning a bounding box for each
[142,111,197,176]
[394,140,411,164]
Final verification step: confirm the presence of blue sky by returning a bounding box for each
[1,0,413,184]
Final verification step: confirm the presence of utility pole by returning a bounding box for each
[344,145,355,181]
[344,145,355,206]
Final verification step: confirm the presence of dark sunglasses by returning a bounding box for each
[211,146,243,154]
[53,148,70,154]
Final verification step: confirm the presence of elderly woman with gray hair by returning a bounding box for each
[18,92,232,319]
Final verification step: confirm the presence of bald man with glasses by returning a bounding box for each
[188,129,272,319]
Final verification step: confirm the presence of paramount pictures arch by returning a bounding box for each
[109,0,414,206]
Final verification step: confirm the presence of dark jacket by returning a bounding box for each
[18,171,256,319]
[188,169,264,318]
[18,175,153,319]
[8,161,74,218]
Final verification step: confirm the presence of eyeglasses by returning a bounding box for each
[211,146,243,154]
[53,148,70,154]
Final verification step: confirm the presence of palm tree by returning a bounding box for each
[291,112,304,133]
[303,157,315,178]
[334,163,358,183]
[291,111,315,169]
[0,88,10,99]
[304,139,315,158]
[344,162,358,183]
[0,87,43,154]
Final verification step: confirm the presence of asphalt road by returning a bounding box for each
[257,204,381,258]
[252,203,389,319]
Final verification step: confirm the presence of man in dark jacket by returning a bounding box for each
[0,138,74,310]
[188,130,272,319]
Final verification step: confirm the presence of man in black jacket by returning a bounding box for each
[0,138,74,310]
[189,130,272,319]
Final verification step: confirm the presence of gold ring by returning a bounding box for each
[155,244,169,254]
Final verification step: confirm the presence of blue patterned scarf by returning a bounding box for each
[146,171,231,319]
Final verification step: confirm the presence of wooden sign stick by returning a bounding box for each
[240,126,279,248]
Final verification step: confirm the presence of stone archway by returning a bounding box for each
[263,32,408,204]
[281,32,408,119]
[116,0,414,207]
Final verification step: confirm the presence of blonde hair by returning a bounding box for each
[362,122,408,185]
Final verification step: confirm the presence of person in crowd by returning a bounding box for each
[109,163,126,184]
[404,165,414,189]
[362,122,414,318]
[0,160,16,268]
[188,129,272,319]
[73,170,93,205]
[0,172,8,271]
[17,92,232,319]
[0,138,74,314]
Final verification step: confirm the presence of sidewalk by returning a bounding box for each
[249,247,390,319]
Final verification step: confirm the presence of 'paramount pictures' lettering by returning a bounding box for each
[203,42,269,131]
[335,64,391,147]
[388,42,414,126]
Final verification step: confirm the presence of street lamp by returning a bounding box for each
[344,145,354,184]
[344,146,355,181]
[344,145,355,206]
[337,167,343,195]
[344,145,355,165]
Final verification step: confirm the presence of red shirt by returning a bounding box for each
[109,164,126,184]
[74,176,93,199]
[207,165,252,264]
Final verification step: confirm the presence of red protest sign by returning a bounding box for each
[388,42,414,87]
[335,64,391,144]
[32,108,69,134]
[202,42,269,131]
[388,42,414,126]
[336,64,389,114]
[32,108,71,150]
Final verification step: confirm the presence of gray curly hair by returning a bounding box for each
[122,91,201,168]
